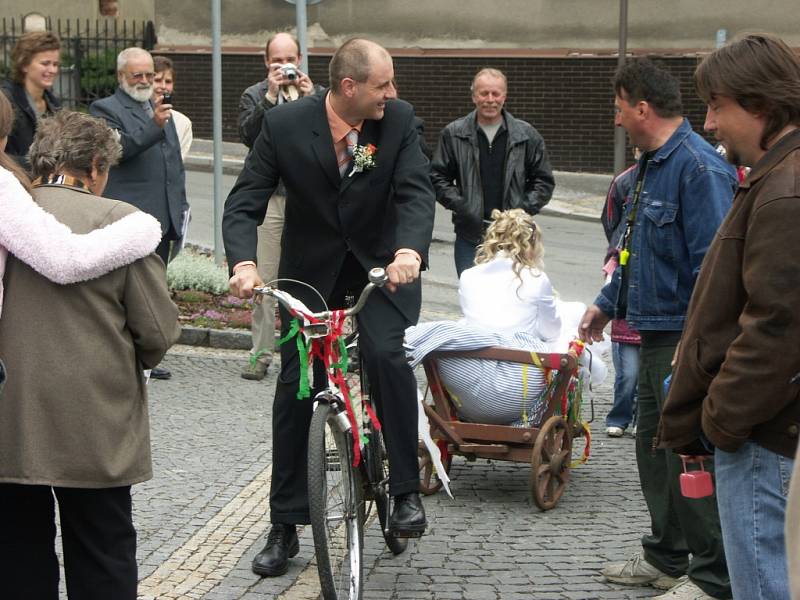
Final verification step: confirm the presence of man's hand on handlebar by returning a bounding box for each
[385,253,420,293]
[229,264,264,301]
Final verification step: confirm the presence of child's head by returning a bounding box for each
[476,208,544,272]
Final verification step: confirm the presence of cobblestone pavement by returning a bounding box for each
[117,342,664,600]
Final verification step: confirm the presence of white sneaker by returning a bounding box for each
[601,551,682,589]
[652,576,714,599]
[606,426,625,437]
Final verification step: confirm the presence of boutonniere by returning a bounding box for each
[349,143,378,177]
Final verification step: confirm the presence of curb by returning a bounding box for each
[179,325,252,350]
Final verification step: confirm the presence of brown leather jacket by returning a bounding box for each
[659,129,800,458]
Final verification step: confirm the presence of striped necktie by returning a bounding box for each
[338,129,358,177]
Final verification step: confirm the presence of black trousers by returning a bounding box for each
[0,483,137,600]
[270,259,420,524]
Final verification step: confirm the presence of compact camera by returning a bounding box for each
[280,63,298,81]
[162,92,172,105]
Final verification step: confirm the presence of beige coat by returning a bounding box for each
[0,184,180,488]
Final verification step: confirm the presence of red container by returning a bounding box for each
[679,456,714,498]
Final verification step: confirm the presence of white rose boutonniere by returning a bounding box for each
[349,143,378,177]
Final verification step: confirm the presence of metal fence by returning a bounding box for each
[0,17,156,109]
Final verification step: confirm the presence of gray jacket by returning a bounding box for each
[431,109,555,244]
[90,88,188,239]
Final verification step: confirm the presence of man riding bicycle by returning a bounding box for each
[223,38,435,578]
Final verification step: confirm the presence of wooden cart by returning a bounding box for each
[418,345,586,510]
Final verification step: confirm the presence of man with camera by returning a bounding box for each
[90,47,189,381]
[237,33,324,382]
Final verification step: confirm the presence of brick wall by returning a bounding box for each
[166,51,709,173]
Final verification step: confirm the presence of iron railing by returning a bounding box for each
[0,17,156,109]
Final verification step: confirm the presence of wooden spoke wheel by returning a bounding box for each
[418,440,452,496]
[530,416,572,510]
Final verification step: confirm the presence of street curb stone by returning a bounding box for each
[180,325,251,350]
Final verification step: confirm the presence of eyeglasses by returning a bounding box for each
[126,71,155,81]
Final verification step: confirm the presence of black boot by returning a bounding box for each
[251,524,299,577]
[389,492,427,537]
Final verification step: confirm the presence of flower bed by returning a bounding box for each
[173,289,254,330]
[168,248,253,330]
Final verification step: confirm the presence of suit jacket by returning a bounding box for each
[223,92,435,323]
[0,185,179,488]
[0,80,60,169]
[90,88,188,238]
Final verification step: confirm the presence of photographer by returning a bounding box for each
[237,33,323,382]
[238,33,323,148]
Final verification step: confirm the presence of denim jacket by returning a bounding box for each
[595,119,738,331]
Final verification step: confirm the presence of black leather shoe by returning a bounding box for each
[251,524,299,577]
[389,492,427,538]
[150,366,172,380]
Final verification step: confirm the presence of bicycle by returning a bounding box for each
[255,267,410,600]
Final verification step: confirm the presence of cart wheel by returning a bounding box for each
[530,415,572,510]
[418,440,452,496]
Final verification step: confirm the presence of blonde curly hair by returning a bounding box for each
[475,209,545,283]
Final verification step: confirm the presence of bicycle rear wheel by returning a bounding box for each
[365,427,408,556]
[308,401,364,600]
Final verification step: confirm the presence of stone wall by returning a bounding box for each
[164,49,710,173]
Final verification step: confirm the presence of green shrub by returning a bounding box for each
[167,251,229,295]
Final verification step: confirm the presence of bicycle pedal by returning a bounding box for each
[388,529,424,540]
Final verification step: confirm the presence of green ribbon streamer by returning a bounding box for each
[295,334,311,399]
[331,336,349,374]
[277,318,311,400]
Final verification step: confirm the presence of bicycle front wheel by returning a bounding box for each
[308,402,364,600]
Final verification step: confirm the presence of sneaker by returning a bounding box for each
[606,426,625,437]
[601,552,682,589]
[652,576,714,599]
[241,358,270,381]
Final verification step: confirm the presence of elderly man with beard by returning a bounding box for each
[90,47,188,380]
[90,48,188,267]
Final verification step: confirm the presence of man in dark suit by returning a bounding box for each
[90,47,188,266]
[224,38,435,577]
[90,47,188,380]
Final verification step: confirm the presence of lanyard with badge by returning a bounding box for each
[602,162,649,280]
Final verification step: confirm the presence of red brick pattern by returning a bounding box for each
[166,52,709,173]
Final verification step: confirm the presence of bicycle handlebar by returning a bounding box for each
[253,267,388,322]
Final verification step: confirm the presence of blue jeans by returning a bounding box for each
[715,441,793,600]
[606,342,639,429]
[454,237,478,278]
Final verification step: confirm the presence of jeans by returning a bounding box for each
[715,441,793,600]
[606,341,639,429]
[636,337,730,598]
[454,237,478,278]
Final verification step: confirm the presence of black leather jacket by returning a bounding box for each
[431,109,555,244]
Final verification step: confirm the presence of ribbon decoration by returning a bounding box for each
[277,302,381,467]
[565,339,591,467]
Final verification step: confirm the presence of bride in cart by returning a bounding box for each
[406,208,607,427]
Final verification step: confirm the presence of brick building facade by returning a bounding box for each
[164,50,710,173]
